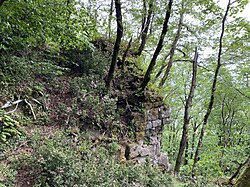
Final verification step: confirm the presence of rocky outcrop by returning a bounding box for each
[122,93,171,171]
[115,88,171,170]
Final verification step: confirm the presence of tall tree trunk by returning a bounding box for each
[106,0,123,89]
[190,121,200,159]
[184,139,189,165]
[0,0,6,7]
[174,47,198,175]
[136,0,154,56]
[191,0,231,178]
[149,13,155,35]
[141,0,147,34]
[140,0,173,91]
[108,0,114,39]
[230,156,250,186]
[156,0,184,86]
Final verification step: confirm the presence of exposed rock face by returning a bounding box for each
[109,59,171,170]
[119,93,171,171]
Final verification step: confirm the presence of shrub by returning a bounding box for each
[69,77,119,131]
[16,131,173,187]
[0,163,17,187]
[0,111,22,142]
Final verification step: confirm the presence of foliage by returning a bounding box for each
[14,130,172,187]
[0,0,97,54]
[69,76,119,130]
[0,0,249,184]
[0,163,17,187]
[0,54,69,95]
[0,111,21,142]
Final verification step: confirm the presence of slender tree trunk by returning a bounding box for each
[190,122,200,159]
[190,128,195,159]
[191,0,231,178]
[184,139,189,165]
[108,0,114,39]
[0,0,6,7]
[174,47,198,175]
[106,0,123,89]
[140,0,173,91]
[141,0,147,34]
[230,156,250,185]
[149,13,155,35]
[136,0,154,56]
[156,0,184,86]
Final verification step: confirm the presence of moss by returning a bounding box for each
[136,131,145,142]
[235,159,250,187]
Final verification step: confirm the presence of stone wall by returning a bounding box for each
[123,94,171,171]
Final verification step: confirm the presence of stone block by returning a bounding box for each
[150,136,158,144]
[127,144,140,159]
[135,157,147,164]
[152,101,163,108]
[145,121,152,130]
[156,153,169,167]
[150,108,158,120]
[139,147,151,157]
[145,130,150,136]
[152,119,162,128]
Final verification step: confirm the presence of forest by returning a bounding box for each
[0,0,249,186]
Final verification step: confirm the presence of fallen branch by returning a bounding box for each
[24,99,36,120]
[1,100,23,109]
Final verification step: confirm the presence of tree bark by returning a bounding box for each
[141,0,147,34]
[0,0,6,7]
[136,0,154,56]
[230,156,250,185]
[106,0,123,89]
[156,0,184,87]
[108,0,114,39]
[174,47,198,175]
[191,0,231,178]
[140,0,173,91]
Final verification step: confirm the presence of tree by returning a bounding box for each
[108,0,114,39]
[174,47,198,175]
[106,0,123,89]
[191,0,231,178]
[140,0,173,91]
[136,0,154,56]
[0,0,6,7]
[156,0,185,87]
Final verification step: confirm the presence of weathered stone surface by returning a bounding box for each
[157,153,169,166]
[150,108,158,120]
[135,157,147,164]
[136,131,145,142]
[120,91,171,171]
[127,144,140,159]
[139,147,151,157]
[146,121,152,129]
[152,101,163,108]
[152,119,162,128]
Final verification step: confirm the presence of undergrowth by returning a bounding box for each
[5,130,173,187]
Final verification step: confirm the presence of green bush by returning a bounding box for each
[0,112,21,142]
[69,77,119,130]
[0,163,17,187]
[17,131,172,187]
[0,55,68,94]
